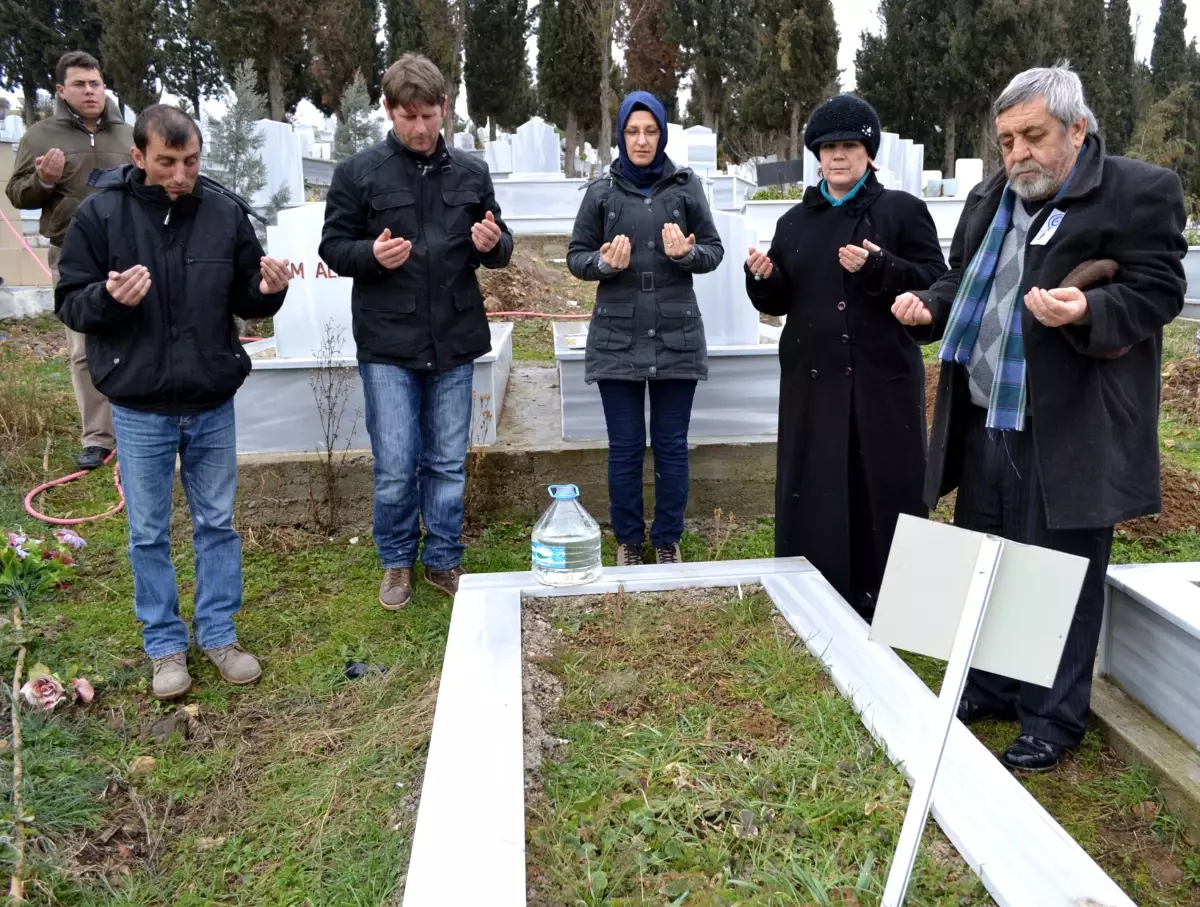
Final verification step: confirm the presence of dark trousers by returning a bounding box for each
[954,406,1113,747]
[597,379,697,548]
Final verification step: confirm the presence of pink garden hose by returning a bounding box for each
[25,451,125,526]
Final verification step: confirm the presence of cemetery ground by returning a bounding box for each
[2,299,1200,903]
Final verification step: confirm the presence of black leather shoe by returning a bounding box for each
[76,446,112,471]
[956,696,1017,725]
[1002,735,1064,772]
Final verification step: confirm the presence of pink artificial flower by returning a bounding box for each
[53,529,87,550]
[6,531,26,549]
[70,678,95,704]
[20,676,66,711]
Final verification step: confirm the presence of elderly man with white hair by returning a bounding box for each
[893,64,1186,771]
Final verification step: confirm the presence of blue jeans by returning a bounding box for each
[598,379,697,548]
[359,362,474,570]
[111,401,242,659]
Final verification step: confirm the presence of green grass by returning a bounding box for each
[528,588,986,906]
[3,312,1200,904]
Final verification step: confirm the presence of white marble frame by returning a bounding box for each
[402,558,1133,907]
[1101,563,1200,749]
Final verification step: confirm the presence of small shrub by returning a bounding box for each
[750,184,804,202]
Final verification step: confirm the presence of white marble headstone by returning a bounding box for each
[512,117,560,174]
[267,203,356,361]
[685,125,717,174]
[484,139,513,174]
[954,159,984,196]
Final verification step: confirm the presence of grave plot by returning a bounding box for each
[402,561,1146,907]
[521,586,986,905]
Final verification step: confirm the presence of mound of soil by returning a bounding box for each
[1161,356,1200,424]
[924,365,1200,537]
[1119,461,1200,538]
[477,251,582,315]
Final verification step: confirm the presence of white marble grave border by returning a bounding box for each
[1100,562,1200,749]
[402,558,1133,907]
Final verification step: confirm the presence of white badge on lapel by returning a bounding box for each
[1031,208,1067,246]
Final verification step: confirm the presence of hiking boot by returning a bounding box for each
[426,566,465,597]
[616,543,645,566]
[203,643,262,685]
[379,567,413,610]
[151,652,191,700]
[655,544,682,565]
[76,446,112,471]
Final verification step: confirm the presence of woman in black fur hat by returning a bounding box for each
[744,94,947,620]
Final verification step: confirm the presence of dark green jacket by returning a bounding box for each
[6,97,133,246]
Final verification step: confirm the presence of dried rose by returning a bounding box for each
[70,678,95,704]
[21,676,66,711]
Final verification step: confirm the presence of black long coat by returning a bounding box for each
[915,136,1186,528]
[745,173,946,606]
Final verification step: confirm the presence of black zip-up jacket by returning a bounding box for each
[55,165,288,415]
[318,133,513,371]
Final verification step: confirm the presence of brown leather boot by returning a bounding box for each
[425,566,465,597]
[379,568,413,610]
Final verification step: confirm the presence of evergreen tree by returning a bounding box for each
[0,0,104,124]
[1126,82,1192,168]
[625,0,680,119]
[1104,0,1136,154]
[333,70,382,160]
[952,0,1070,170]
[160,0,223,119]
[1150,0,1189,99]
[1062,0,1108,136]
[310,0,380,117]
[384,0,465,140]
[464,0,533,139]
[207,60,268,201]
[97,0,163,114]
[201,0,312,121]
[538,0,599,173]
[669,0,758,134]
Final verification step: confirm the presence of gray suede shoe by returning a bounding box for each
[203,643,262,685]
[152,652,192,700]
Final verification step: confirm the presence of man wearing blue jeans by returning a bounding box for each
[55,105,291,699]
[319,55,512,608]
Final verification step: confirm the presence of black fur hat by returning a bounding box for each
[804,94,882,159]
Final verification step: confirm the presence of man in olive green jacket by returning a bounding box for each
[6,51,134,470]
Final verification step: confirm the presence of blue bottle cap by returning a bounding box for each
[548,484,580,500]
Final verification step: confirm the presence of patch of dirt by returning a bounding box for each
[1045,751,1197,900]
[521,599,567,794]
[1119,461,1200,538]
[477,250,586,315]
[1161,356,1200,424]
[0,317,68,362]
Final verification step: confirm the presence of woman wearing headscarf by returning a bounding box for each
[568,91,725,566]
[744,95,947,619]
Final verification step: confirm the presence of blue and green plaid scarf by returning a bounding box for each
[937,186,1024,431]
[938,148,1085,432]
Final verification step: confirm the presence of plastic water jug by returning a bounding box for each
[531,485,603,586]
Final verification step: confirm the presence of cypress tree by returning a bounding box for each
[1104,0,1136,154]
[1151,0,1189,99]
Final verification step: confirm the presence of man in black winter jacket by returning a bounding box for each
[319,54,512,610]
[56,105,292,701]
[893,66,1186,771]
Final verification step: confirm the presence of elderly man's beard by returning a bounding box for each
[1007,144,1076,200]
